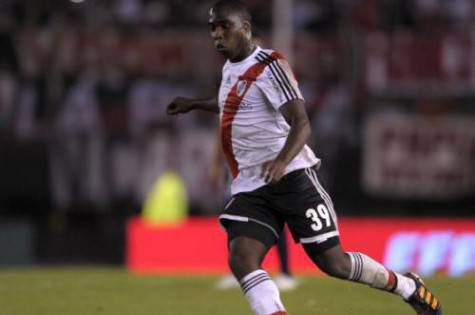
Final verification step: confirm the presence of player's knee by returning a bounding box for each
[228,245,261,278]
[307,245,351,279]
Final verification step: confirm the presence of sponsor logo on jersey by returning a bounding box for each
[240,100,253,111]
[223,100,253,112]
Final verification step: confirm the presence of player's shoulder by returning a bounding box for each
[254,48,294,81]
[254,48,286,64]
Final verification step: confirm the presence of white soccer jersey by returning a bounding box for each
[218,46,320,195]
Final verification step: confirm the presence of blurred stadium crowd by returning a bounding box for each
[1,0,475,218]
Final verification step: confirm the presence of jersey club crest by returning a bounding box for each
[236,80,248,97]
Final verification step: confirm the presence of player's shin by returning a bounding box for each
[239,269,288,315]
[347,252,416,299]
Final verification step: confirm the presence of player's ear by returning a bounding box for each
[242,20,252,38]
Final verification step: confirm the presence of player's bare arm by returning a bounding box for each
[262,99,311,184]
[166,97,219,115]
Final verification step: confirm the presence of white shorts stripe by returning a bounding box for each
[307,168,334,210]
[309,168,338,226]
[219,214,249,222]
[224,197,236,211]
[305,168,339,228]
[300,231,339,244]
[219,214,280,239]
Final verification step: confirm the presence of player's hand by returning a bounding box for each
[261,159,287,185]
[166,97,194,115]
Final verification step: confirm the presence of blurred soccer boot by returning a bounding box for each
[215,274,239,290]
[404,272,442,315]
[274,273,299,292]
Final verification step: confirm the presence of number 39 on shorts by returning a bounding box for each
[306,204,331,231]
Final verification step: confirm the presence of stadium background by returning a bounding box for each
[0,0,474,279]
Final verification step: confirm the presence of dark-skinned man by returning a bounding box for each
[167,1,441,315]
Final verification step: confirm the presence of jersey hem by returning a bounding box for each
[230,161,320,196]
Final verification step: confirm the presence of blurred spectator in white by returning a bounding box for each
[51,67,105,211]
[128,72,202,205]
[95,46,131,207]
[128,73,168,204]
[14,60,39,138]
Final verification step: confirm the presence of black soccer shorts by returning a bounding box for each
[219,166,340,254]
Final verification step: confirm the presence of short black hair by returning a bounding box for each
[211,0,252,23]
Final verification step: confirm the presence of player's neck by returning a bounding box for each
[230,42,256,63]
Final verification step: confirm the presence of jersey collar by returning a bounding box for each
[227,46,262,66]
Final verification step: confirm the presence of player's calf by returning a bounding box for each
[309,245,351,279]
[305,242,419,300]
[347,252,417,298]
[227,235,270,279]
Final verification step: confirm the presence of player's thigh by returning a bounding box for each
[284,167,340,256]
[219,190,285,249]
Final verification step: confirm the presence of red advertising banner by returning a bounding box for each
[126,217,475,276]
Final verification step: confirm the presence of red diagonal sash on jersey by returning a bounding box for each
[221,52,281,178]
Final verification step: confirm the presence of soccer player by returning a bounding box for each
[167,1,442,314]
[211,126,299,291]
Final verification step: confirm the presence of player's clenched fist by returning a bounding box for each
[166,97,194,115]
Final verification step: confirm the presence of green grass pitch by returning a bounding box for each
[0,267,473,315]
